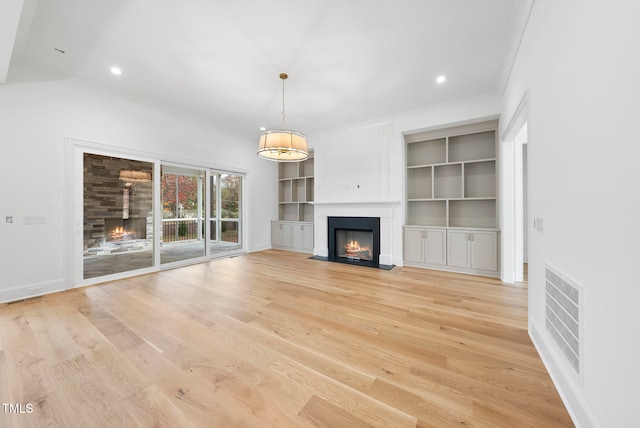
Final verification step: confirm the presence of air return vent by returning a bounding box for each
[545,264,582,375]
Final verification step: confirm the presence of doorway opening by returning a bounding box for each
[514,123,528,284]
[500,93,529,285]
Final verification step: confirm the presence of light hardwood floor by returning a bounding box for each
[0,250,573,427]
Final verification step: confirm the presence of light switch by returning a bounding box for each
[534,218,544,232]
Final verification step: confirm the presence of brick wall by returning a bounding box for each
[83,153,153,252]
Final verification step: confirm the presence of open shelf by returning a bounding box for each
[300,203,314,222]
[294,178,306,202]
[407,166,432,199]
[302,159,314,177]
[407,200,447,227]
[407,138,446,166]
[279,204,299,222]
[306,177,314,202]
[464,160,496,198]
[280,162,299,179]
[279,180,292,203]
[449,199,497,228]
[434,164,462,199]
[449,131,496,162]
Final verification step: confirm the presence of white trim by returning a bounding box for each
[501,92,529,143]
[153,158,162,268]
[499,91,529,284]
[500,0,537,98]
[530,322,599,428]
[0,279,66,305]
[513,124,527,283]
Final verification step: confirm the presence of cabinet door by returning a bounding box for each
[471,231,498,271]
[447,230,470,268]
[271,222,292,247]
[424,229,446,265]
[292,223,314,250]
[404,228,425,263]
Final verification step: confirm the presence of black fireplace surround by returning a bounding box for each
[328,216,380,268]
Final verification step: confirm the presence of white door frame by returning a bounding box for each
[500,93,529,284]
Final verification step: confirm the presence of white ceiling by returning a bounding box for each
[6,0,530,139]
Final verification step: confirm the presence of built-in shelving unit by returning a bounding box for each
[404,120,499,276]
[405,125,497,228]
[278,152,314,222]
[272,151,314,253]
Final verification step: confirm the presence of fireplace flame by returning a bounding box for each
[110,226,135,241]
[344,240,372,258]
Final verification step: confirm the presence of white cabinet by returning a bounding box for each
[404,227,446,266]
[447,230,471,268]
[271,222,292,248]
[447,230,498,272]
[471,231,498,271]
[271,221,313,253]
[292,223,314,251]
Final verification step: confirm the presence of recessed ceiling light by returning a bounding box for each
[110,66,122,75]
[260,127,266,131]
[436,75,446,84]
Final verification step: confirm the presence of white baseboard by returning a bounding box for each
[314,247,329,257]
[249,244,271,252]
[379,254,393,266]
[0,279,67,304]
[530,321,599,428]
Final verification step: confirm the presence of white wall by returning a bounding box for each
[501,1,640,426]
[310,95,500,266]
[0,69,277,302]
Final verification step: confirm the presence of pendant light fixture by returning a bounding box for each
[257,73,309,162]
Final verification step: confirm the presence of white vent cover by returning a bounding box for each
[545,264,582,375]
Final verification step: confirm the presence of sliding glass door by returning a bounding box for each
[83,153,154,279]
[210,172,242,255]
[78,145,245,284]
[161,165,206,265]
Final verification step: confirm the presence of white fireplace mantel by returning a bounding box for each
[313,200,400,265]
[311,201,400,205]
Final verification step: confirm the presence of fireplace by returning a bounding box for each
[104,218,147,241]
[328,216,380,268]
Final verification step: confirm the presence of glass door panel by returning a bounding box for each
[161,165,206,264]
[211,172,242,255]
[83,153,154,279]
